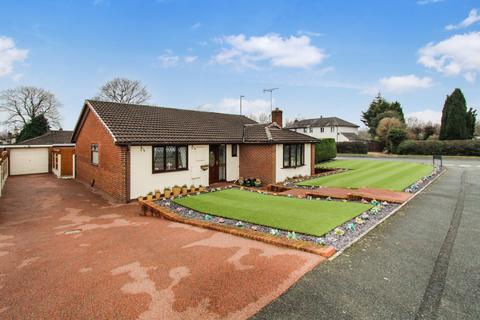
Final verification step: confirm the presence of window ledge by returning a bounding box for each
[282,164,305,169]
[152,168,189,174]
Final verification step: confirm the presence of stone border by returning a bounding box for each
[138,198,336,258]
[328,167,447,261]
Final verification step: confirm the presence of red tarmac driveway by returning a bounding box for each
[0,175,322,319]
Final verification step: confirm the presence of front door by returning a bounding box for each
[209,144,226,184]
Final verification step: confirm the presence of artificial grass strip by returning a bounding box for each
[173,189,372,237]
[301,159,433,191]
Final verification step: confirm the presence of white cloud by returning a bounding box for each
[184,56,197,63]
[157,51,179,68]
[158,50,198,68]
[196,98,271,117]
[418,31,480,82]
[379,74,433,93]
[190,22,202,30]
[297,30,324,37]
[407,109,442,123]
[213,33,327,69]
[0,36,28,77]
[446,9,480,30]
[417,0,444,5]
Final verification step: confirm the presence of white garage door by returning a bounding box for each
[10,148,49,175]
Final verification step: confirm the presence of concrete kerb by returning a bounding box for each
[328,167,447,261]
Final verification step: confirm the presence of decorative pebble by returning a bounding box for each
[218,218,225,223]
[346,223,356,231]
[315,238,326,245]
[204,214,213,221]
[251,226,258,231]
[361,199,369,204]
[361,213,370,220]
[334,228,345,236]
[381,201,388,206]
[326,197,332,201]
[235,221,244,228]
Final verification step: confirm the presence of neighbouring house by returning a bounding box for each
[1,130,75,178]
[286,116,360,142]
[71,101,318,202]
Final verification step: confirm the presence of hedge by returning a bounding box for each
[397,139,480,156]
[315,138,337,163]
[336,141,368,154]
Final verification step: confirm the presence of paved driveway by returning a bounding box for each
[0,175,322,319]
[254,159,480,319]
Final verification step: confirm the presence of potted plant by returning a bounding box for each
[172,185,181,196]
[254,178,262,187]
[181,184,188,195]
[198,185,205,192]
[146,192,153,201]
[245,178,251,187]
[163,187,171,198]
[238,177,244,186]
[190,184,196,193]
[154,189,161,199]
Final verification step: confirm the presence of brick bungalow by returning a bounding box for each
[71,100,318,202]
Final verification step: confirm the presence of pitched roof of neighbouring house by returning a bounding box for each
[243,123,318,143]
[72,100,317,145]
[16,130,74,146]
[286,117,359,129]
[340,132,360,141]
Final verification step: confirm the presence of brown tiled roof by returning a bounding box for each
[73,100,317,145]
[16,130,74,145]
[286,117,359,129]
[243,123,318,143]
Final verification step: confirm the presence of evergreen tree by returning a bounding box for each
[16,114,50,143]
[466,108,477,139]
[361,93,405,138]
[439,94,450,140]
[440,89,468,140]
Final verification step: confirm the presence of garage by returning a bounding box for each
[9,147,49,175]
[2,130,75,177]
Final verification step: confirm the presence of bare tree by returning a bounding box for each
[0,86,61,129]
[247,112,271,124]
[94,78,151,104]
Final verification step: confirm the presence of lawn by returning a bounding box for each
[173,189,372,237]
[299,159,433,191]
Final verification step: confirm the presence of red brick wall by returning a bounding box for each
[75,108,128,202]
[239,144,276,185]
[310,143,316,175]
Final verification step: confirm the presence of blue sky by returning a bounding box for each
[1,0,479,130]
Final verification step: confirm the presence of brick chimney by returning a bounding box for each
[271,108,283,127]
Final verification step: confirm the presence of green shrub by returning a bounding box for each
[315,138,337,163]
[388,127,407,152]
[397,139,480,156]
[336,141,368,154]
